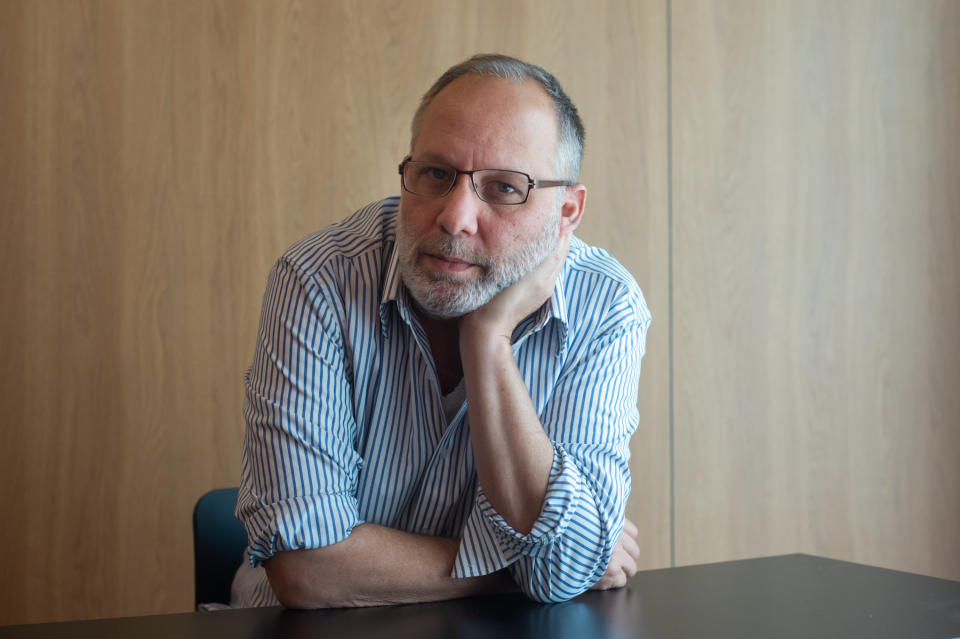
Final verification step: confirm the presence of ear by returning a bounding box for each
[558,183,586,237]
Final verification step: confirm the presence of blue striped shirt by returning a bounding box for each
[235,197,651,605]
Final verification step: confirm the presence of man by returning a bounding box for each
[233,54,651,608]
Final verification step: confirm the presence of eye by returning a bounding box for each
[476,170,528,203]
[419,164,452,182]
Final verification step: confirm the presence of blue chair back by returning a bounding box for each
[192,487,247,608]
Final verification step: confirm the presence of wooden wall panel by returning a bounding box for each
[0,0,669,624]
[5,0,958,626]
[672,0,960,579]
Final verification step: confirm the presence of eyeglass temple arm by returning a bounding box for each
[531,179,574,188]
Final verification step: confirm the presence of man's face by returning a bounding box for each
[397,75,568,319]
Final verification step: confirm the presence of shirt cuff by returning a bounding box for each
[240,491,361,566]
[453,445,583,577]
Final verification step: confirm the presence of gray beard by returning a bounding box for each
[396,212,561,320]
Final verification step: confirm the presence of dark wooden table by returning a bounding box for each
[3,554,959,638]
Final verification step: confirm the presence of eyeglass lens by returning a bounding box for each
[402,161,529,205]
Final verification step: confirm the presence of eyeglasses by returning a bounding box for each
[398,157,572,205]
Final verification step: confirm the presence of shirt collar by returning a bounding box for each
[512,265,569,357]
[379,239,406,338]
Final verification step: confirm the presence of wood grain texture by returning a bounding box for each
[672,0,960,579]
[0,0,669,624]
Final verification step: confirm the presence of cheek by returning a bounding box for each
[481,221,529,259]
[398,197,434,236]
[493,209,550,247]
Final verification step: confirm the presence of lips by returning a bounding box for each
[423,252,476,273]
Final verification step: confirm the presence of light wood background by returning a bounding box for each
[0,0,669,624]
[672,0,960,578]
[0,0,956,626]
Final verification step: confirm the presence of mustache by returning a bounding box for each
[416,235,493,269]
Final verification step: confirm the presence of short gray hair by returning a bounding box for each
[411,54,585,181]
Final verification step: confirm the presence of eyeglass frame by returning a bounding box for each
[398,156,574,205]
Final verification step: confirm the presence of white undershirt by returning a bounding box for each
[440,377,466,424]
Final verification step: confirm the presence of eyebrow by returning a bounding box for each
[412,151,457,165]
[411,153,531,175]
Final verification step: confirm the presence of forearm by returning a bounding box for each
[264,523,515,608]
[457,325,640,601]
[460,332,555,534]
[457,438,627,603]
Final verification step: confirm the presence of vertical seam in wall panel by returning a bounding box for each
[666,0,676,568]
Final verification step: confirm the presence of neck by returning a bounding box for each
[414,306,463,395]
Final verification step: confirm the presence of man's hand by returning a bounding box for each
[460,235,570,341]
[591,518,640,590]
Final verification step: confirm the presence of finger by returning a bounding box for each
[620,532,640,560]
[607,546,637,579]
[592,571,626,591]
[622,557,637,583]
[621,551,638,578]
[621,517,638,539]
[591,552,621,591]
[609,548,634,583]
[590,574,614,591]
[607,565,628,589]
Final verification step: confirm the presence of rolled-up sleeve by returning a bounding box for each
[455,308,649,602]
[236,257,362,566]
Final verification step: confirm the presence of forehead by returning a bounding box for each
[412,75,559,172]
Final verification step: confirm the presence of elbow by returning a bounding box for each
[524,578,587,604]
[514,560,591,605]
[271,584,315,610]
[526,588,580,605]
[265,555,318,608]
[270,582,316,610]
[264,552,352,609]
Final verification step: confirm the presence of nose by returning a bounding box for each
[435,174,480,236]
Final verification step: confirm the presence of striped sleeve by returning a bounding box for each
[455,287,650,602]
[236,254,363,565]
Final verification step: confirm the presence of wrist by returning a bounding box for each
[459,321,512,365]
